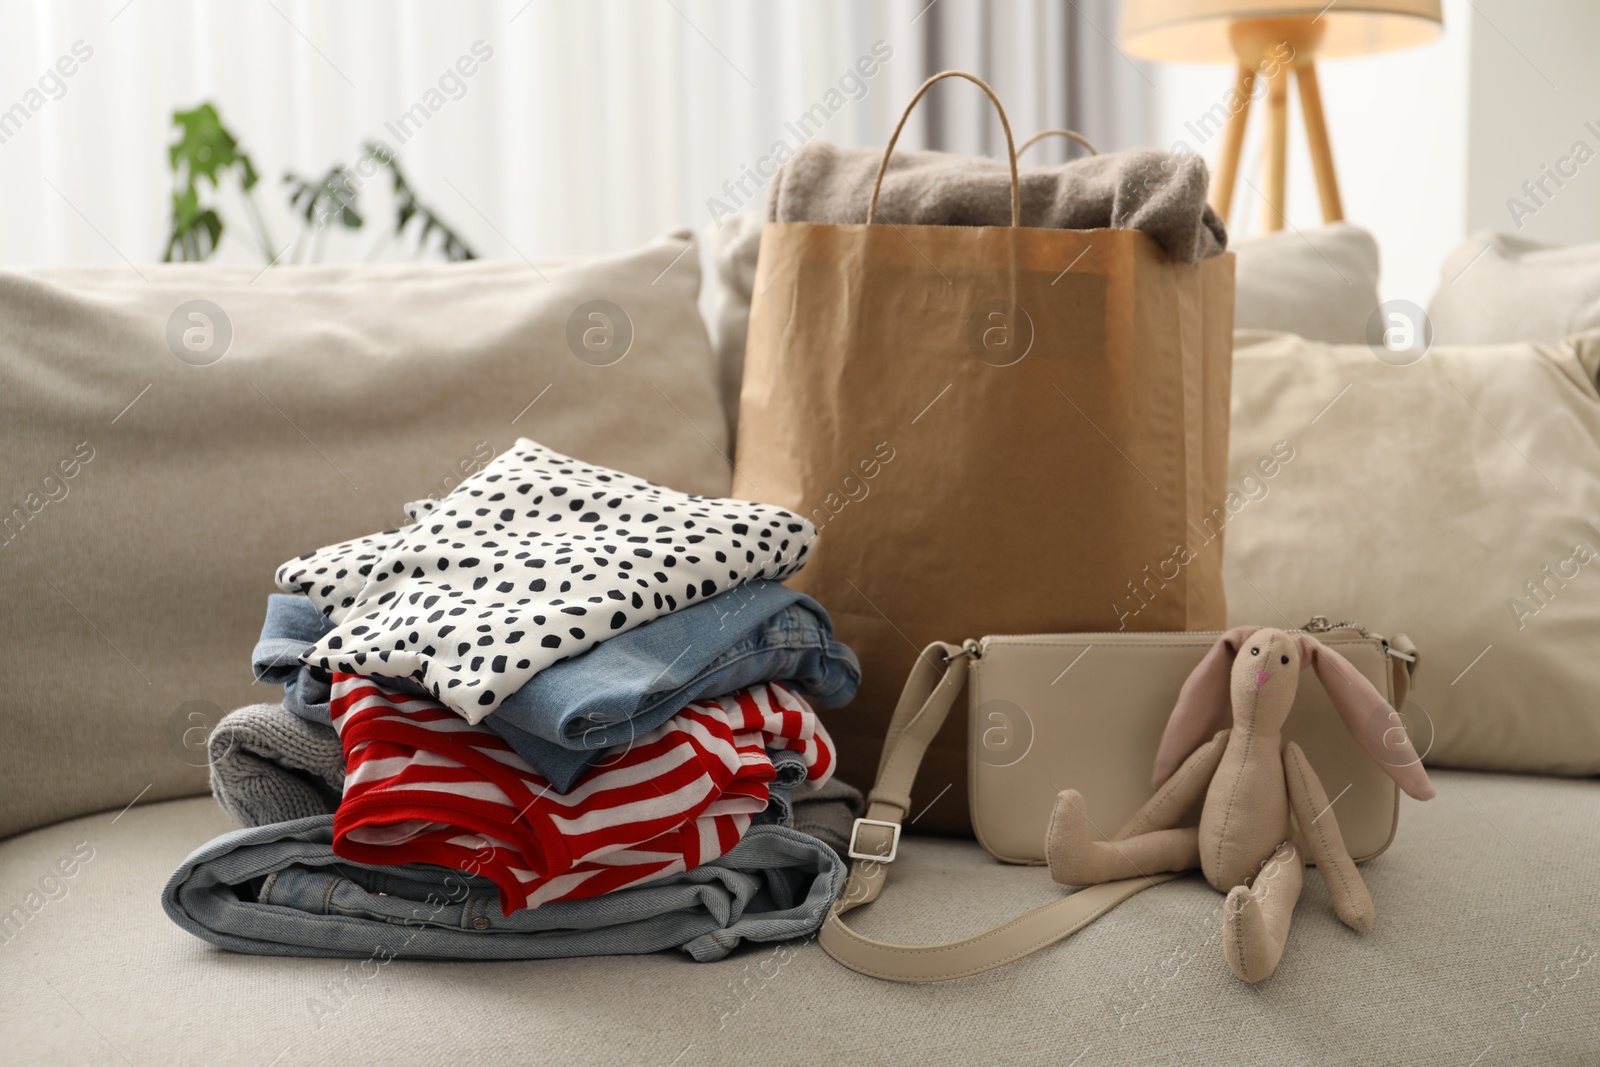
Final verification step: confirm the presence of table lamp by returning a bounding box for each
[1120,0,1442,231]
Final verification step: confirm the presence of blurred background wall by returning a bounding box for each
[3,0,1596,303]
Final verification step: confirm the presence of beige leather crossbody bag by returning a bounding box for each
[819,620,1419,983]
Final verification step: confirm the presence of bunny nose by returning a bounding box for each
[1255,668,1271,688]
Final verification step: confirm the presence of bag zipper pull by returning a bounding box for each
[1300,615,1410,661]
[1301,615,1370,638]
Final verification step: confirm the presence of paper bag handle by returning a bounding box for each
[867,70,1020,228]
[1018,129,1099,158]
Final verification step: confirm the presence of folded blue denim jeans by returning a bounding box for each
[253,594,337,726]
[162,815,844,962]
[254,581,860,792]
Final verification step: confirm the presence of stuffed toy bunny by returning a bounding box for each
[1047,626,1435,983]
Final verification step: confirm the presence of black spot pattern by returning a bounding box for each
[275,439,814,723]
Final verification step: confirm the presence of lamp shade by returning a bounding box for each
[1120,0,1442,62]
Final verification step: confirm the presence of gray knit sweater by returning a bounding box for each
[208,703,345,828]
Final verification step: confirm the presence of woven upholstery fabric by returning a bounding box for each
[2,769,1594,1065]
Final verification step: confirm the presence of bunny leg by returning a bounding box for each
[1115,728,1232,840]
[1222,840,1304,983]
[1284,741,1374,932]
[1047,789,1199,886]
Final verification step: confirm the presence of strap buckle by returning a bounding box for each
[847,817,902,863]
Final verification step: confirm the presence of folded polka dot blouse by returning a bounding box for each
[276,439,815,724]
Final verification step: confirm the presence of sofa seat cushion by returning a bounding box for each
[2,770,1595,1064]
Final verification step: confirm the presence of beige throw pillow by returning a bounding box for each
[0,231,730,838]
[1225,328,1600,776]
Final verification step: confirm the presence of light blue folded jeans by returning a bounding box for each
[253,594,337,726]
[162,816,844,962]
[254,580,860,792]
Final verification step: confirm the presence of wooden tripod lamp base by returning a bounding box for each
[1118,0,1442,235]
[1211,18,1342,233]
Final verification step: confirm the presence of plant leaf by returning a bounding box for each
[165,187,223,261]
[237,152,260,191]
[169,102,240,189]
[363,140,477,262]
[284,165,364,233]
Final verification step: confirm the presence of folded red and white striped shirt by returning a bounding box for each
[328,675,834,914]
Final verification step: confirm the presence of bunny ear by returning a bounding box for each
[1298,635,1436,801]
[1151,626,1259,789]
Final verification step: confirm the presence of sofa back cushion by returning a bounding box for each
[1232,222,1381,344]
[0,232,730,839]
[1428,231,1600,345]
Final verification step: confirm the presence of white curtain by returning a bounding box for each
[0,0,1152,266]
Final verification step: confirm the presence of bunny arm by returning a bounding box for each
[1283,741,1374,932]
[1116,728,1231,840]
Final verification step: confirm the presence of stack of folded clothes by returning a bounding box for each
[163,439,865,962]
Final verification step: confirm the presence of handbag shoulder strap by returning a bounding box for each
[819,642,1173,983]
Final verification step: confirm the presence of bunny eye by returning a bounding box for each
[1249,647,1260,656]
[1280,655,1290,665]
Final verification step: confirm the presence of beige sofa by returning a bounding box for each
[3,231,1596,1065]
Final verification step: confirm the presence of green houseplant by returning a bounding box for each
[164,102,476,264]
